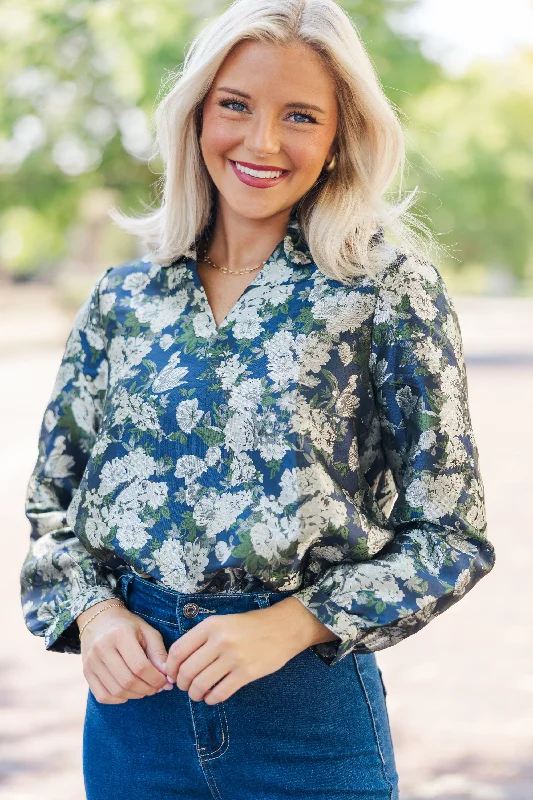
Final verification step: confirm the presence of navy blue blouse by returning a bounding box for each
[20,212,495,665]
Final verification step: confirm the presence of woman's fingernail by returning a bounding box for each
[157,686,166,692]
[163,683,173,690]
[167,675,174,683]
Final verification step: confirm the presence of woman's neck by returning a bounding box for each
[202,207,292,272]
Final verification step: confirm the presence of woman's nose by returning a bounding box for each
[245,115,281,155]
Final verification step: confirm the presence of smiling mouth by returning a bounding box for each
[231,160,290,179]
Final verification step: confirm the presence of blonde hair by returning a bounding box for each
[109,0,446,283]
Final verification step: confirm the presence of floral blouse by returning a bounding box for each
[20,211,496,666]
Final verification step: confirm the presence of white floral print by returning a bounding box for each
[20,211,495,664]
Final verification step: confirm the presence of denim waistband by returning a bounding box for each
[115,566,299,627]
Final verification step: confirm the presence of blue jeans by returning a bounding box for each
[83,569,399,799]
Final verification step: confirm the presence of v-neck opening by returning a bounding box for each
[189,229,289,336]
[191,268,260,333]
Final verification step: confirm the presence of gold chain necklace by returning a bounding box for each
[199,235,267,275]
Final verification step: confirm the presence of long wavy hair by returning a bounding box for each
[108,0,445,283]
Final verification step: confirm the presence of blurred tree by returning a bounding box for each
[0,0,198,277]
[0,0,531,291]
[404,50,533,289]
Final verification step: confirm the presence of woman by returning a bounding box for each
[20,0,496,798]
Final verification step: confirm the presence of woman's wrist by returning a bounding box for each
[76,599,126,630]
[267,596,340,653]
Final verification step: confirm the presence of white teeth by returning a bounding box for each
[233,161,285,179]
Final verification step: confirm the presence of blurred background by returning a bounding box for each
[2,0,532,797]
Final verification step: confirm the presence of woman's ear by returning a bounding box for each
[327,136,338,162]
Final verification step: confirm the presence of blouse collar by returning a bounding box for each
[163,209,384,272]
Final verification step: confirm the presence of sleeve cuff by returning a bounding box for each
[291,586,367,667]
[44,586,124,654]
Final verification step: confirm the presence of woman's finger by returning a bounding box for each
[95,651,151,700]
[165,618,212,682]
[203,668,244,705]
[115,624,172,693]
[185,655,231,702]
[100,635,168,697]
[172,641,223,693]
[86,669,129,705]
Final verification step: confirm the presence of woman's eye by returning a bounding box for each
[218,99,316,124]
[219,99,248,112]
[288,111,317,124]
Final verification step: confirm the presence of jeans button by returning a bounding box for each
[183,602,200,618]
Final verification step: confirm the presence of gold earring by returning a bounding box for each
[324,152,337,173]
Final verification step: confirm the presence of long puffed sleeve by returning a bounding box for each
[20,266,123,654]
[292,253,496,667]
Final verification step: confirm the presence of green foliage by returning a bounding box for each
[0,0,531,291]
[403,52,533,288]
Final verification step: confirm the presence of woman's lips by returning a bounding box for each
[229,159,290,189]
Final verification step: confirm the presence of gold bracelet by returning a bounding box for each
[78,602,126,638]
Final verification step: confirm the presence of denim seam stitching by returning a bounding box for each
[197,704,225,758]
[133,611,181,628]
[200,702,230,761]
[187,694,221,800]
[203,760,224,800]
[351,653,394,800]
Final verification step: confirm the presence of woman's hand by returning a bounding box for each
[164,597,335,704]
[77,601,174,704]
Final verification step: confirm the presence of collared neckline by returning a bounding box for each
[164,208,312,272]
[162,210,385,273]
[160,209,313,337]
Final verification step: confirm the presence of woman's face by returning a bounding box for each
[199,40,339,222]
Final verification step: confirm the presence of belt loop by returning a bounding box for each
[255,593,271,610]
[117,571,134,604]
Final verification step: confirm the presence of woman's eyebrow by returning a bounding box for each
[215,86,325,114]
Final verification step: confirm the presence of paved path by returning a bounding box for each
[2,285,532,799]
